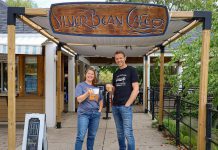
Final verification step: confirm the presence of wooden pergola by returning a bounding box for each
[6,3,211,150]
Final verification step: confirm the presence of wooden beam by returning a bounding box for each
[18,15,76,55]
[147,20,200,55]
[25,8,48,16]
[162,20,201,46]
[37,55,44,96]
[197,30,211,150]
[56,50,62,128]
[18,55,25,96]
[19,15,59,43]
[170,11,194,18]
[7,25,16,150]
[158,49,165,130]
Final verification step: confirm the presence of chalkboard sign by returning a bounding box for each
[22,114,47,150]
[26,118,40,149]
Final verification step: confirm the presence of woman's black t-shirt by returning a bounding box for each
[112,66,138,106]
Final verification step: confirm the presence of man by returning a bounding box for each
[110,50,139,150]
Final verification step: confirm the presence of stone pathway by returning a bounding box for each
[0,113,177,150]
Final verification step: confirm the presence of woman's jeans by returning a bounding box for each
[112,106,135,150]
[75,111,101,150]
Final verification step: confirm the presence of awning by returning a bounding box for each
[0,34,47,55]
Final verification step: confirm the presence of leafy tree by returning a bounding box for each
[166,0,218,106]
[106,0,218,106]
[5,0,37,8]
[99,70,113,84]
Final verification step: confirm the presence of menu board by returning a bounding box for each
[26,118,40,149]
[22,114,47,150]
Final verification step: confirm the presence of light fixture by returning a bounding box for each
[93,44,97,50]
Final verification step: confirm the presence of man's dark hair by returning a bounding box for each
[114,50,126,57]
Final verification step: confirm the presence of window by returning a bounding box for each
[0,55,18,93]
[25,57,37,93]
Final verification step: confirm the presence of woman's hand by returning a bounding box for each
[76,88,93,103]
[87,88,94,95]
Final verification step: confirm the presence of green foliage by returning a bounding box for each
[166,0,218,106]
[164,118,198,149]
[150,58,160,87]
[99,66,118,73]
[99,70,113,84]
[6,0,37,8]
[135,66,143,84]
[163,119,176,134]
[99,65,144,85]
[164,118,218,149]
[109,0,218,108]
[212,144,218,150]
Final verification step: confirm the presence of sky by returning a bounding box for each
[32,0,106,8]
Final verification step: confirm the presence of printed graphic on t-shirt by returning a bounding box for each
[115,74,127,87]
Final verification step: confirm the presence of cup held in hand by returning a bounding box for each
[106,84,113,92]
[89,88,99,101]
[90,94,99,101]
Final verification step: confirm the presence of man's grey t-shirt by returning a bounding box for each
[75,82,103,114]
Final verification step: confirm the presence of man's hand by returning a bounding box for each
[106,84,113,92]
[125,103,131,107]
[125,82,139,107]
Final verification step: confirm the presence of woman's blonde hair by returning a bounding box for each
[84,67,98,86]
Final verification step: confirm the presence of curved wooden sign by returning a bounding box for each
[49,2,169,37]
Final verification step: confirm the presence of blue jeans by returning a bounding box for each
[112,106,135,150]
[75,111,101,150]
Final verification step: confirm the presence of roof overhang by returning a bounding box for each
[13,2,210,61]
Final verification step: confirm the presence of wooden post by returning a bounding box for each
[7,7,24,149]
[18,55,25,96]
[158,46,165,131]
[75,58,79,111]
[197,29,211,150]
[56,49,62,128]
[61,55,65,112]
[61,55,65,91]
[144,55,148,113]
[37,55,44,96]
[7,25,16,150]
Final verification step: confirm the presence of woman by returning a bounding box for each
[75,67,103,150]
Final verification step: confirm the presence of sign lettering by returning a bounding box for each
[49,3,169,36]
[26,118,40,150]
